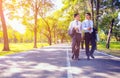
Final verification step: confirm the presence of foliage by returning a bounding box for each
[0,0,120,52]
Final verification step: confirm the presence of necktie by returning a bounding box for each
[76,21,79,32]
[76,21,78,25]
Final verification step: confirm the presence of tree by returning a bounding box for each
[39,16,57,45]
[24,0,53,47]
[98,0,120,48]
[3,0,53,47]
[95,0,100,29]
[0,0,10,51]
[90,0,94,23]
[106,0,119,49]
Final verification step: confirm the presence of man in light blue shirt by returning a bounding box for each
[82,13,94,60]
[68,13,82,60]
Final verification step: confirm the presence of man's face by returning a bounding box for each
[76,15,80,20]
[86,14,90,19]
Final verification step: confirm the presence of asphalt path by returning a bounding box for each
[0,44,120,78]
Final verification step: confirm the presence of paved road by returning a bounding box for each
[0,44,120,78]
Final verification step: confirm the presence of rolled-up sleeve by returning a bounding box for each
[68,22,73,34]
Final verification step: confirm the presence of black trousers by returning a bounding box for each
[85,33,92,57]
[90,35,96,55]
[72,33,81,58]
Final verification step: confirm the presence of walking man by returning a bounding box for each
[68,13,82,60]
[82,13,94,60]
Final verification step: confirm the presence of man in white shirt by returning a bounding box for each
[68,13,82,60]
[82,13,93,60]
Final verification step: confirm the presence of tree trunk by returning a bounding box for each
[106,19,114,49]
[48,31,52,45]
[39,13,52,45]
[53,27,56,44]
[61,36,64,43]
[33,1,38,48]
[0,0,10,51]
[96,0,100,29]
[48,37,52,45]
[91,0,94,24]
[106,0,115,49]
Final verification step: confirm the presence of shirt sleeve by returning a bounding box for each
[82,21,87,31]
[91,20,93,28]
[68,22,73,30]
[79,22,82,31]
[68,22,73,34]
[68,22,72,29]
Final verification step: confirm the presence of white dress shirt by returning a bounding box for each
[82,19,93,33]
[68,20,82,34]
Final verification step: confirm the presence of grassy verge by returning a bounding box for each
[0,42,119,57]
[0,43,49,56]
[97,42,120,57]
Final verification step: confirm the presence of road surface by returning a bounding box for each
[0,44,120,78]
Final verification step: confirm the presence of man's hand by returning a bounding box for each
[75,27,79,33]
[88,27,91,31]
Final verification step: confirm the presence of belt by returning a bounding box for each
[85,32,92,34]
[76,33,81,34]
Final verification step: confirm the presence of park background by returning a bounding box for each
[0,0,120,56]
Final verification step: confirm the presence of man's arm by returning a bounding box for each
[82,21,87,31]
[68,22,72,29]
[87,20,93,31]
[68,22,73,32]
[68,22,73,35]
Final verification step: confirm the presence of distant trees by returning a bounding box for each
[21,0,53,47]
[2,0,54,47]
[0,0,120,51]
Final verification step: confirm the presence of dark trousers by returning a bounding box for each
[85,33,92,57]
[72,33,81,58]
[90,36,96,55]
[81,36,84,49]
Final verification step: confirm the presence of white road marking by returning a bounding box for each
[66,46,73,78]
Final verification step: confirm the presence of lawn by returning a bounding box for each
[0,42,120,57]
[0,43,49,56]
[97,42,120,57]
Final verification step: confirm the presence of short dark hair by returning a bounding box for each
[74,13,79,18]
[86,13,91,16]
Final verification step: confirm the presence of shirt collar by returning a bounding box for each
[86,19,91,21]
[74,20,79,22]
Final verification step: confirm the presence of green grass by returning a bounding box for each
[0,43,49,56]
[0,42,120,57]
[97,42,120,57]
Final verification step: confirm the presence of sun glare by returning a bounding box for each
[8,19,26,34]
[5,13,26,34]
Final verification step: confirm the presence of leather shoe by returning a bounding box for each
[90,55,95,59]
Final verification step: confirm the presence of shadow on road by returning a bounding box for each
[70,51,120,78]
[0,49,68,78]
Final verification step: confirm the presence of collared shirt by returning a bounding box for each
[82,19,93,33]
[68,20,82,34]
